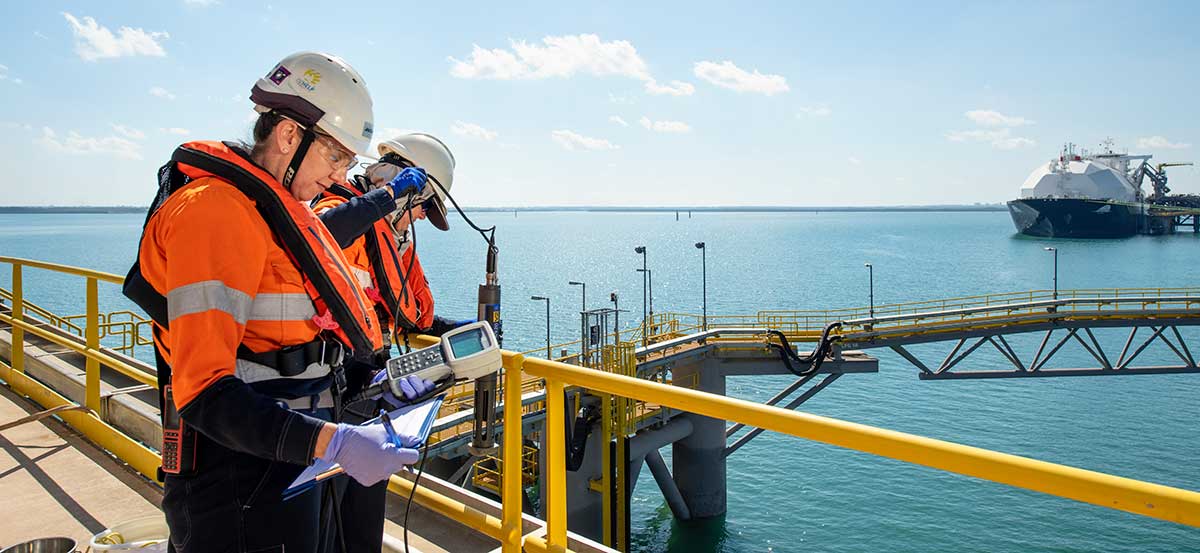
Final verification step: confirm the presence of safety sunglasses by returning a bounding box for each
[312,132,358,172]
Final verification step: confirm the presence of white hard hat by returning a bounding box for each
[250,51,375,156]
[377,134,456,231]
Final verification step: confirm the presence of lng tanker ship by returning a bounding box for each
[1007,140,1196,238]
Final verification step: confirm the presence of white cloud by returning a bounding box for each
[450,34,693,99]
[1137,135,1191,150]
[1,121,34,131]
[693,60,789,95]
[0,64,21,85]
[644,80,695,96]
[161,127,191,135]
[608,115,629,127]
[965,109,1034,127]
[550,130,618,151]
[797,105,832,117]
[848,156,862,165]
[63,13,168,61]
[36,127,142,159]
[638,116,692,133]
[945,128,1035,150]
[150,86,176,100]
[450,34,651,81]
[450,120,498,141]
[110,124,145,140]
[33,31,49,40]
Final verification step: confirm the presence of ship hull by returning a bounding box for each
[1007,198,1141,238]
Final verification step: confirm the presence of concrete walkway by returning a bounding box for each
[0,384,162,548]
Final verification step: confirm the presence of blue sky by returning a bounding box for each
[0,0,1197,207]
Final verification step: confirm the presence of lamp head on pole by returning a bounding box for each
[695,242,705,249]
[864,262,872,268]
[530,295,547,301]
[1043,247,1056,252]
[610,291,618,303]
[568,281,583,286]
[634,245,646,254]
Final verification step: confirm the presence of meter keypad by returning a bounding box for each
[388,346,446,378]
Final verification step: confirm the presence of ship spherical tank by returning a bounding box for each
[1018,160,1138,202]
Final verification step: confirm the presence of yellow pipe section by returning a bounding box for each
[85,278,101,413]
[544,377,568,548]
[0,256,125,284]
[523,358,1200,527]
[11,264,24,375]
[501,354,525,553]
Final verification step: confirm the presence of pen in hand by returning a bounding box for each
[379,409,403,448]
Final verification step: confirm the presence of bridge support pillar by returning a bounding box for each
[671,361,726,518]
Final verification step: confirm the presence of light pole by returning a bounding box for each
[568,281,586,313]
[1043,247,1058,299]
[634,245,647,346]
[695,242,706,330]
[636,268,653,339]
[864,262,874,318]
[530,295,550,359]
[610,291,620,342]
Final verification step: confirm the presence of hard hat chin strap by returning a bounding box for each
[281,127,317,191]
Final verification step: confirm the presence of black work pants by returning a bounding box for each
[165,407,333,553]
[163,436,320,552]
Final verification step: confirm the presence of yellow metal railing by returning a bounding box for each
[6,256,1200,553]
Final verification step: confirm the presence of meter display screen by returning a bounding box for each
[449,328,487,358]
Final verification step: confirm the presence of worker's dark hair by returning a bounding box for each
[248,111,286,157]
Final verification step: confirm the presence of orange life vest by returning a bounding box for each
[314,184,426,333]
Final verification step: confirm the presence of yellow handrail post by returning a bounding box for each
[599,392,612,546]
[10,263,24,374]
[544,375,568,550]
[85,277,101,413]
[501,355,525,553]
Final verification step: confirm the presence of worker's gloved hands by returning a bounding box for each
[319,423,419,486]
[370,371,436,408]
[388,168,426,199]
[453,318,476,328]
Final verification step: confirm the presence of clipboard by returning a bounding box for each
[284,395,444,498]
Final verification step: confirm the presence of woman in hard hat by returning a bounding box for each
[313,132,465,551]
[124,52,427,553]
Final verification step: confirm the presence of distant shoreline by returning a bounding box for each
[0,204,1007,214]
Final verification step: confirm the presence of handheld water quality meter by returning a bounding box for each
[365,321,502,403]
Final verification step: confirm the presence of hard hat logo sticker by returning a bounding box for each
[298,69,321,92]
[268,65,291,85]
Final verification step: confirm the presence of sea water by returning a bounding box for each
[1,210,1197,552]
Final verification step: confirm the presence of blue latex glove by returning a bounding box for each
[388,167,427,198]
[370,371,436,409]
[320,422,419,486]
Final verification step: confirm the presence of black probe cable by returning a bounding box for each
[766,322,843,377]
[404,438,431,553]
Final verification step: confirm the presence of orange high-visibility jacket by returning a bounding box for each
[313,185,434,334]
[139,142,383,409]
